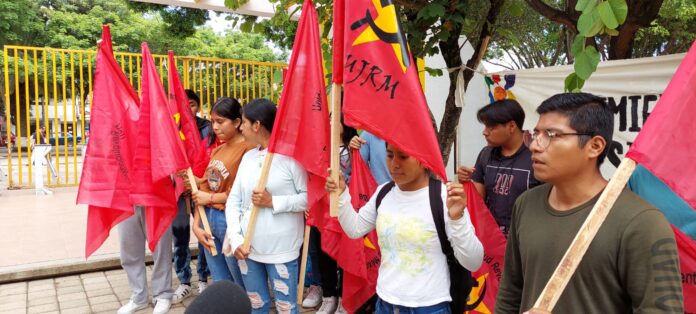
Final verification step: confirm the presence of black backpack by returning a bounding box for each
[375,177,473,314]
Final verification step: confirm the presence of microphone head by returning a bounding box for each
[185,281,251,314]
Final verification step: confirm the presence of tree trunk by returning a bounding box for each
[609,0,664,59]
[437,0,505,165]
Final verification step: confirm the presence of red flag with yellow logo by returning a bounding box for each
[342,150,380,312]
[167,51,205,176]
[337,0,447,181]
[464,182,506,313]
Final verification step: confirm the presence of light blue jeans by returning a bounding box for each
[201,207,244,288]
[376,298,451,314]
[239,257,299,314]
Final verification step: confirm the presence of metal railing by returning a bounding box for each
[2,45,286,188]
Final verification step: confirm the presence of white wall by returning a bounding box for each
[424,38,489,178]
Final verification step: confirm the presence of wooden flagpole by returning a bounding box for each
[242,152,275,251]
[186,168,218,256]
[529,158,637,312]
[329,83,342,217]
[297,225,312,303]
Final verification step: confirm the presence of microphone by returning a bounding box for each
[185,281,251,314]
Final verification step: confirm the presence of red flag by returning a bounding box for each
[339,0,447,181]
[267,0,330,222]
[626,40,696,211]
[341,150,380,312]
[167,51,205,200]
[331,0,344,83]
[167,51,206,176]
[130,43,188,251]
[625,42,696,310]
[78,25,140,258]
[465,182,506,313]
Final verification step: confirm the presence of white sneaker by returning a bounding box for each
[171,284,192,304]
[301,285,322,308]
[117,300,148,314]
[316,297,338,314]
[335,297,348,314]
[197,281,208,294]
[153,298,171,314]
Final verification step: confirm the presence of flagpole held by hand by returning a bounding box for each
[329,83,342,217]
[242,152,275,251]
[187,168,218,256]
[185,195,192,216]
[297,225,312,304]
[530,158,637,312]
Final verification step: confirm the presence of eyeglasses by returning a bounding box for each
[528,129,594,149]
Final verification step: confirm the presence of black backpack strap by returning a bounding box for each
[429,177,474,314]
[374,181,395,211]
[427,177,454,257]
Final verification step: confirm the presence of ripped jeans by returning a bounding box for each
[238,258,299,314]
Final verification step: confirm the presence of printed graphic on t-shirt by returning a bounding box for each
[377,213,432,277]
[487,165,531,196]
[207,159,230,192]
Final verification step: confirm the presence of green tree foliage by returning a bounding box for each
[0,0,284,129]
[633,0,696,57]
[489,0,694,71]
[487,0,570,69]
[226,0,506,163]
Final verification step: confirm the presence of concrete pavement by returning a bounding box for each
[0,187,319,313]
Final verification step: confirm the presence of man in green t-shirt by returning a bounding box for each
[496,93,683,313]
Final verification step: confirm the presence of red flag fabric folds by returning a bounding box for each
[78,25,140,258]
[465,182,506,313]
[340,150,380,312]
[626,40,696,211]
[331,0,344,84]
[167,51,205,177]
[130,43,188,251]
[338,0,447,181]
[267,0,330,223]
[167,51,204,200]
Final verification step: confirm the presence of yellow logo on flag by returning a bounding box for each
[364,236,377,250]
[173,113,186,141]
[466,273,491,313]
[350,0,410,73]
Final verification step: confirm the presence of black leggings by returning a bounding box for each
[309,226,343,297]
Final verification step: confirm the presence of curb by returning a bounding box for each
[0,246,200,284]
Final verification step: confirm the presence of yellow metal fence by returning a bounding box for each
[2,45,286,189]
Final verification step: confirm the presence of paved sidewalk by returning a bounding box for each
[0,260,318,314]
[0,187,319,313]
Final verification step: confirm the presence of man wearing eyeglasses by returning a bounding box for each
[457,99,541,236]
[496,93,683,313]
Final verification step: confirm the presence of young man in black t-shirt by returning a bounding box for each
[458,99,541,235]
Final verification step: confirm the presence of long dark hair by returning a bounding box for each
[340,114,358,147]
[209,97,242,146]
[242,98,277,133]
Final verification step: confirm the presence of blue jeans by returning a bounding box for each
[376,298,451,314]
[201,207,244,287]
[239,258,299,314]
[172,196,209,285]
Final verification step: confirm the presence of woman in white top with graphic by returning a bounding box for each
[325,142,483,313]
[225,98,308,314]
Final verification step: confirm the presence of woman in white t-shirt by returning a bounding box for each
[325,142,484,313]
[225,98,308,314]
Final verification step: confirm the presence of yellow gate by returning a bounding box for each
[2,45,286,189]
